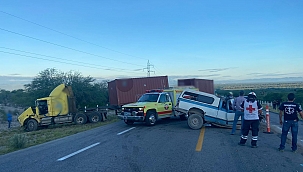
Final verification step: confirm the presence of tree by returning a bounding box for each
[23,68,108,108]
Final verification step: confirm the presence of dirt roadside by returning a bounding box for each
[0,105,26,131]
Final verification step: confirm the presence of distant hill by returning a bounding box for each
[214,77,303,84]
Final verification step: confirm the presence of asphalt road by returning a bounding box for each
[1,113,303,172]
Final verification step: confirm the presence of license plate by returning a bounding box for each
[124,112,131,116]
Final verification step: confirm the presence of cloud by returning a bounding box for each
[0,76,33,91]
[9,73,21,76]
[198,67,237,72]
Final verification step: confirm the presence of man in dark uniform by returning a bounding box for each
[278,93,303,152]
[238,92,263,148]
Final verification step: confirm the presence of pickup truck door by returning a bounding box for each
[158,93,173,116]
[216,98,235,125]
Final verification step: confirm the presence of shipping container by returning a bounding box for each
[177,78,214,94]
[108,76,169,107]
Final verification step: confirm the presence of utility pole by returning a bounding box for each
[144,60,154,77]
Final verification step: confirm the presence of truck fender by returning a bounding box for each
[188,108,204,118]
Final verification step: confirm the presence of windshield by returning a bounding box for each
[138,94,159,102]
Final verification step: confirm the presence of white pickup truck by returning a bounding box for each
[175,89,240,129]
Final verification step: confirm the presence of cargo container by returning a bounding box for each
[108,76,169,109]
[177,78,214,94]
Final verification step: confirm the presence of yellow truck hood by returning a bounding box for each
[18,107,35,126]
[122,102,152,107]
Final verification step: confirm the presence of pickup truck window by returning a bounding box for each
[138,94,159,102]
[182,91,214,104]
[159,94,170,103]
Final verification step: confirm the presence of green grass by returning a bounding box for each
[0,115,119,155]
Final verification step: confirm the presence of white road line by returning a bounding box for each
[117,127,136,135]
[57,142,100,161]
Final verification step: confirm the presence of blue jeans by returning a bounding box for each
[8,120,11,128]
[231,111,244,134]
[279,120,298,151]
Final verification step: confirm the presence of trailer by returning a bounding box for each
[108,76,169,111]
[178,78,214,94]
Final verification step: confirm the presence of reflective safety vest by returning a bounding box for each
[243,100,259,120]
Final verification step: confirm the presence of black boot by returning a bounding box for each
[251,140,258,148]
[238,138,246,146]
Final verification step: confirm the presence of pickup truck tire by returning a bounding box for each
[145,111,157,126]
[74,113,87,124]
[88,112,102,123]
[187,113,203,130]
[124,120,134,125]
[26,119,38,132]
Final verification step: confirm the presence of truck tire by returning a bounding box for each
[124,120,134,125]
[26,119,38,132]
[88,112,102,123]
[187,113,203,130]
[74,113,87,125]
[145,111,157,126]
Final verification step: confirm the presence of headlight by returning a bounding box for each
[122,107,124,111]
[138,107,144,111]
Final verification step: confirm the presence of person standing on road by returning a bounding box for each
[7,112,12,128]
[238,92,263,148]
[231,90,246,135]
[278,93,303,152]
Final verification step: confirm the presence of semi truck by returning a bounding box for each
[18,84,107,131]
[118,87,197,126]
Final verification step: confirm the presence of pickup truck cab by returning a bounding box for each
[176,89,239,129]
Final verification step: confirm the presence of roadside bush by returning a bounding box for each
[10,134,28,149]
[0,108,5,123]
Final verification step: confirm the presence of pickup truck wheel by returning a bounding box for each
[124,120,134,125]
[26,119,38,132]
[187,114,203,130]
[74,114,87,124]
[89,112,102,123]
[145,111,157,126]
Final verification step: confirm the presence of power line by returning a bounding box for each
[0,51,143,74]
[0,27,145,68]
[0,10,148,61]
[0,47,142,72]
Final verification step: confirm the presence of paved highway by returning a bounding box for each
[1,112,303,172]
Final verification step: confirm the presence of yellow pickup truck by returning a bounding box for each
[118,87,197,126]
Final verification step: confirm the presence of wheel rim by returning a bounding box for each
[149,114,156,124]
[191,117,199,126]
[92,116,99,122]
[77,117,84,124]
[28,122,34,130]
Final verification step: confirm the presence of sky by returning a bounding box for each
[1,1,303,90]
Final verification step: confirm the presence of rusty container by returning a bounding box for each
[108,76,169,106]
[177,78,214,94]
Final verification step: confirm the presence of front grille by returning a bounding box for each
[123,107,144,116]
